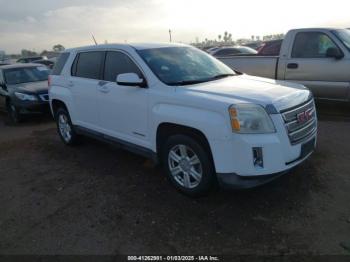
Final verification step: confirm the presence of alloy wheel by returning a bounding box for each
[168,144,203,189]
[58,114,72,143]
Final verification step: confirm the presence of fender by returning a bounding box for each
[49,85,76,123]
[150,103,232,151]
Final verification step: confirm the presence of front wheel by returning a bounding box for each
[55,107,79,145]
[162,135,216,197]
[6,99,22,124]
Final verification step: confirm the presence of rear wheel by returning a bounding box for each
[6,99,22,124]
[55,107,79,145]
[162,135,216,197]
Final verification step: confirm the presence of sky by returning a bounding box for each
[0,0,349,53]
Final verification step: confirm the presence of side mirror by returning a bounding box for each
[326,47,344,60]
[116,73,147,88]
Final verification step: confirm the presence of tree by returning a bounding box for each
[21,49,37,57]
[224,31,228,42]
[52,44,65,52]
[218,35,222,42]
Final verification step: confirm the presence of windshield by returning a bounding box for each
[333,29,350,51]
[137,46,235,85]
[4,66,49,85]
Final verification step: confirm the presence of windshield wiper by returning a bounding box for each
[167,79,209,86]
[167,73,237,86]
[211,73,236,79]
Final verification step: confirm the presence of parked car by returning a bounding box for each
[257,39,283,56]
[205,46,220,53]
[210,46,257,57]
[16,56,48,63]
[0,64,50,122]
[244,42,262,50]
[218,28,350,102]
[33,58,56,69]
[0,50,5,61]
[49,43,317,196]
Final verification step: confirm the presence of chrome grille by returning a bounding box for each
[39,94,49,102]
[281,99,317,145]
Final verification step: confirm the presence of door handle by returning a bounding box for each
[98,85,110,93]
[97,81,110,93]
[98,80,108,86]
[287,63,299,69]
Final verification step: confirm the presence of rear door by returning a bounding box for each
[283,31,350,100]
[97,50,149,148]
[70,51,104,131]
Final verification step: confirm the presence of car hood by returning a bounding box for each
[9,81,49,94]
[182,74,311,112]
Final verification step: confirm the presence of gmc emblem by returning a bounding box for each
[297,108,314,124]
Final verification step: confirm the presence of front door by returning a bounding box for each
[283,31,350,101]
[97,51,149,148]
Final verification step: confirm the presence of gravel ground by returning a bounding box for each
[0,101,349,257]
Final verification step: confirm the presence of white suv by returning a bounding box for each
[49,43,317,196]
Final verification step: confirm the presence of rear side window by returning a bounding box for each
[292,32,338,58]
[73,51,104,79]
[51,52,70,75]
[103,51,142,82]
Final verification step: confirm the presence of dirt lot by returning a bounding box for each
[0,102,349,257]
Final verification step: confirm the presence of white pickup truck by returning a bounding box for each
[49,43,317,196]
[219,28,350,102]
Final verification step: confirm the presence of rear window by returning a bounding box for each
[51,53,70,75]
[72,52,104,80]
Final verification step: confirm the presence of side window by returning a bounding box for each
[103,51,142,82]
[52,52,70,75]
[292,32,338,58]
[73,51,104,79]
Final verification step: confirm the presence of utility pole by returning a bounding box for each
[169,29,172,42]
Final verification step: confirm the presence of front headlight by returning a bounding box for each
[228,104,275,134]
[14,92,38,101]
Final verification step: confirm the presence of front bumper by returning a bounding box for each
[217,170,288,189]
[12,94,50,114]
[15,101,50,114]
[210,112,317,188]
[217,147,314,189]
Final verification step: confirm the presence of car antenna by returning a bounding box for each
[92,34,98,45]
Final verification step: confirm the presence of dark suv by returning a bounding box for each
[0,64,50,123]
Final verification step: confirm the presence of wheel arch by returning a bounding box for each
[156,122,215,170]
[51,99,68,119]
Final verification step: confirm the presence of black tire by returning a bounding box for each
[55,107,79,145]
[6,99,22,124]
[161,134,216,197]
